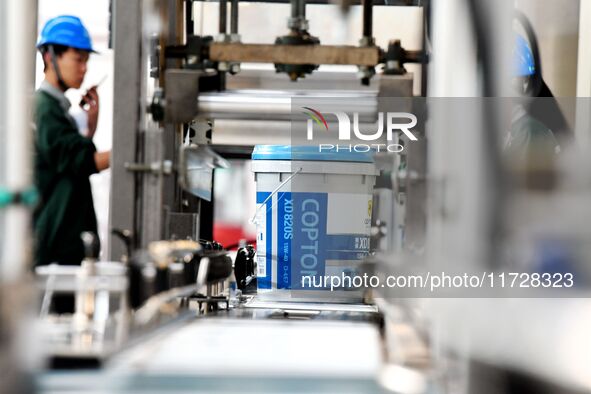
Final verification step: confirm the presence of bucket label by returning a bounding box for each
[256,192,272,289]
[277,192,295,289]
[256,191,371,290]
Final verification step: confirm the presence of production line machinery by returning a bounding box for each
[1,0,588,392]
[107,0,427,295]
[108,0,426,261]
[31,0,432,391]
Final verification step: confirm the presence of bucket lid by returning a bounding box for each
[252,145,374,163]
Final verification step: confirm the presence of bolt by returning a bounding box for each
[359,36,375,47]
[287,17,309,32]
[187,55,199,65]
[229,63,241,74]
[218,61,229,72]
[215,33,231,43]
[356,65,375,79]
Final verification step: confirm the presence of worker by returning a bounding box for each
[34,16,110,267]
[505,34,562,159]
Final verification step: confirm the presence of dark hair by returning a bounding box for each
[38,44,69,72]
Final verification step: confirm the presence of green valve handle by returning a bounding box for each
[0,189,11,208]
[0,187,39,209]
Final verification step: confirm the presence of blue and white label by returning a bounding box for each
[291,193,328,289]
[256,191,372,290]
[255,192,272,289]
[277,192,293,289]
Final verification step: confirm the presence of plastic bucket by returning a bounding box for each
[251,145,378,297]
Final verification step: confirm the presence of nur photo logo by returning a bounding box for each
[301,106,419,153]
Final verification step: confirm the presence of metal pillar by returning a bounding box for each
[576,0,591,149]
[0,0,37,281]
[0,1,37,391]
[109,0,143,260]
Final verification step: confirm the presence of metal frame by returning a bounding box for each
[209,43,381,66]
[110,0,204,260]
[188,0,421,5]
[109,0,426,259]
[109,0,143,260]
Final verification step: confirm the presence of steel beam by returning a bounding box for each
[109,0,143,260]
[209,43,381,66]
[197,89,378,120]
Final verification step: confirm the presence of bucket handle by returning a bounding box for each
[249,167,303,225]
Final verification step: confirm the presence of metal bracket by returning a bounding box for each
[164,69,203,123]
[215,33,242,74]
[124,160,173,175]
[164,35,220,72]
[382,39,426,75]
[187,119,213,145]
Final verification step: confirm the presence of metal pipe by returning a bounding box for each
[196,89,378,120]
[210,119,391,145]
[1,0,36,282]
[0,2,36,389]
[299,0,306,18]
[185,0,194,36]
[362,0,373,41]
[219,0,228,34]
[0,3,5,268]
[230,0,239,34]
[290,0,306,23]
[291,0,299,18]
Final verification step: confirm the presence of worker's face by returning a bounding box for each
[55,48,89,89]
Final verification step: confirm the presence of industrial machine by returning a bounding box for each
[26,0,430,391]
[2,0,591,393]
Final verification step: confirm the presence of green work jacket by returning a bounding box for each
[33,82,98,266]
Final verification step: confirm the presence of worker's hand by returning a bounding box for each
[94,151,110,172]
[81,87,99,139]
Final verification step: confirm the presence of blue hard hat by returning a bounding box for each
[514,34,535,76]
[37,15,96,53]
